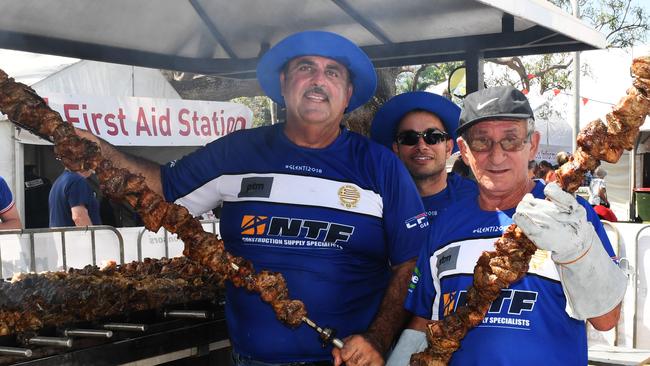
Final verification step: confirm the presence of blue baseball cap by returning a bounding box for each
[370,91,461,152]
[256,30,377,113]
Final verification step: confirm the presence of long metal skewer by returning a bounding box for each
[229,263,344,349]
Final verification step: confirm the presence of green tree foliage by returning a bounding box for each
[553,0,649,47]
[395,62,463,94]
[488,0,648,94]
[230,96,274,127]
[396,0,648,96]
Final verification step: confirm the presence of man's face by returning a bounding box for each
[459,119,539,196]
[280,56,353,126]
[392,111,452,181]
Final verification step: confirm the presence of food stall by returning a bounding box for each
[4,0,648,364]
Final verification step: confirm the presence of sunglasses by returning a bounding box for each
[396,128,450,146]
[466,131,532,152]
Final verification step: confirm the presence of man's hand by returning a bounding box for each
[513,182,627,320]
[513,182,590,263]
[332,334,384,366]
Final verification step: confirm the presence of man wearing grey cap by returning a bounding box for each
[388,85,626,365]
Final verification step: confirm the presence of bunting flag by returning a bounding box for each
[517,86,612,107]
[527,73,536,80]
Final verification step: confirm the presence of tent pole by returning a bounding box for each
[570,0,580,152]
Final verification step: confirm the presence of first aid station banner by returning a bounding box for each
[37,93,253,146]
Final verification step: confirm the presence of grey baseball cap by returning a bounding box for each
[457,85,534,135]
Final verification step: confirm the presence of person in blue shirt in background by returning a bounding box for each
[0,176,22,230]
[371,91,477,224]
[49,169,101,227]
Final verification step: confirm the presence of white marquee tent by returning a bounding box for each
[0,57,183,222]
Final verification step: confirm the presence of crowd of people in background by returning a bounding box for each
[526,151,617,222]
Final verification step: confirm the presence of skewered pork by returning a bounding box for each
[0,257,222,343]
[411,56,650,365]
[0,69,307,331]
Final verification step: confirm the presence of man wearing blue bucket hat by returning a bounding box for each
[371,92,477,225]
[78,30,429,366]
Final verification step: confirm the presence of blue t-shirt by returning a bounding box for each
[406,180,615,366]
[0,177,14,215]
[421,173,477,224]
[48,170,102,227]
[161,123,429,363]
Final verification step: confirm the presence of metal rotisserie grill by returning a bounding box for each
[0,298,229,366]
[0,221,232,365]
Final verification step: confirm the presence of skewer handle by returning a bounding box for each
[64,329,113,338]
[103,323,148,332]
[164,309,211,319]
[0,346,32,357]
[28,336,73,348]
[302,316,345,349]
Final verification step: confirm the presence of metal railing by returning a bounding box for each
[633,224,650,348]
[0,226,124,275]
[598,220,623,346]
[135,219,219,262]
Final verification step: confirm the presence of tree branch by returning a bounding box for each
[489,57,529,91]
[412,64,431,92]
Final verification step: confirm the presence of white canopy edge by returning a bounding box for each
[476,0,607,49]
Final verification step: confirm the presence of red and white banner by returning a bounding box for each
[23,93,253,146]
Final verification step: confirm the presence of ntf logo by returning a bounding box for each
[241,215,269,235]
[240,215,354,244]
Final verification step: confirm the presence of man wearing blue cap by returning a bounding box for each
[78,30,428,366]
[388,85,625,365]
[370,92,477,225]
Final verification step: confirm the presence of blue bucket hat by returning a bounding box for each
[370,91,461,152]
[256,30,377,113]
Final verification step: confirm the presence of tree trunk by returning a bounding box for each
[162,71,264,101]
[343,67,401,136]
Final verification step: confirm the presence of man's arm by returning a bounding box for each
[333,258,416,366]
[589,303,621,331]
[598,187,609,206]
[405,316,429,331]
[76,129,163,196]
[0,204,22,230]
[71,205,93,227]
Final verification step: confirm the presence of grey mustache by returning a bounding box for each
[305,86,328,99]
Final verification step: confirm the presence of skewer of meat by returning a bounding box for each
[0,257,222,343]
[0,70,311,332]
[411,56,650,366]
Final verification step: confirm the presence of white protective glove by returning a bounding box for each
[513,182,627,320]
[386,329,427,366]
